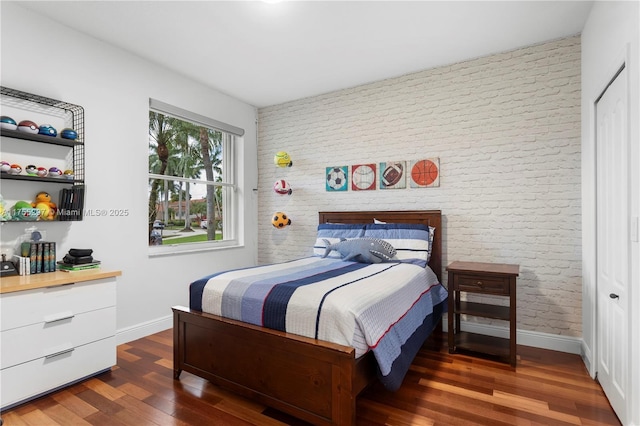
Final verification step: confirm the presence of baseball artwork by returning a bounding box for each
[351,163,376,191]
[379,161,406,189]
[410,158,440,188]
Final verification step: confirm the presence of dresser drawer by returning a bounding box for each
[454,274,510,295]
[0,336,116,410]
[0,306,115,369]
[0,277,116,331]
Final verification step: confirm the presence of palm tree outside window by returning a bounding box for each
[148,99,240,251]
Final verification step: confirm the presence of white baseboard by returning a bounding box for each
[581,341,595,378]
[116,315,172,345]
[441,318,583,355]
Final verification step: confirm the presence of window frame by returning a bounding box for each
[148,99,242,256]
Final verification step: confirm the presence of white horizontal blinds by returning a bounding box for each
[149,98,245,137]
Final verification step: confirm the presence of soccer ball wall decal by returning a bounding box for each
[272,212,291,229]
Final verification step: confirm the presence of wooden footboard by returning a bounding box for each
[173,306,377,426]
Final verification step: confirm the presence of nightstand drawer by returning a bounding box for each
[454,274,509,295]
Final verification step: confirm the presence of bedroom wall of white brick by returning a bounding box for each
[257,36,582,338]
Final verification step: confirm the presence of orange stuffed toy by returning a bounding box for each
[32,191,57,220]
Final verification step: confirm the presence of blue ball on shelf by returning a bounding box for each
[0,116,17,130]
[38,124,57,137]
[61,128,78,140]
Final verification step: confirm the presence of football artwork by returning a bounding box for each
[379,161,406,189]
[326,166,348,191]
[351,163,376,191]
[410,158,440,188]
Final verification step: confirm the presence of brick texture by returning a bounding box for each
[257,36,582,337]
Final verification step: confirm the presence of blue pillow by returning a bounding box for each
[362,223,435,267]
[313,223,365,257]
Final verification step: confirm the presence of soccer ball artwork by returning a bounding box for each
[272,212,292,229]
[326,166,348,191]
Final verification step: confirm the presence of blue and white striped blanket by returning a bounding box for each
[189,257,447,391]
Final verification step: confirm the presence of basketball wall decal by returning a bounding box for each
[410,158,440,188]
[379,161,406,189]
[351,163,376,191]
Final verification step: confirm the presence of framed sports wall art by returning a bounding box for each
[351,163,376,191]
[379,161,406,189]
[326,166,348,191]
[410,158,440,188]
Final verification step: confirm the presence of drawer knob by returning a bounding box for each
[476,281,484,287]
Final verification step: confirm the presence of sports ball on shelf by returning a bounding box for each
[271,212,291,229]
[38,124,57,137]
[61,128,78,140]
[0,161,10,173]
[36,166,48,177]
[63,169,74,180]
[381,162,404,187]
[0,116,17,130]
[326,166,347,191]
[9,164,22,175]
[48,167,62,177]
[273,179,292,195]
[274,151,292,168]
[17,120,38,134]
[25,165,38,175]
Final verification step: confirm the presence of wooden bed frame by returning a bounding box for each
[173,210,442,426]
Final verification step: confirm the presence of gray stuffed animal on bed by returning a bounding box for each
[322,238,397,263]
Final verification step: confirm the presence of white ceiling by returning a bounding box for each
[16,1,593,108]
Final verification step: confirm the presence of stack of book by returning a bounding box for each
[56,260,101,272]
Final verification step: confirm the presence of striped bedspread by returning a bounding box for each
[189,257,448,391]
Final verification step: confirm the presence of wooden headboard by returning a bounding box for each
[318,210,443,282]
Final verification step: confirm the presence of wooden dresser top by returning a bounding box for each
[0,269,122,294]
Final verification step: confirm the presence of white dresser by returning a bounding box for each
[0,269,121,410]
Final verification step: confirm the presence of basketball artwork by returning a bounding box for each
[379,161,406,189]
[326,166,348,191]
[410,158,440,188]
[351,163,376,191]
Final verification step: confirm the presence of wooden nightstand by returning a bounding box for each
[447,261,519,367]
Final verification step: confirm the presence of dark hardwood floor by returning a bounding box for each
[1,329,621,425]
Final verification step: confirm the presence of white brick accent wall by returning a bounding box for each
[257,36,582,338]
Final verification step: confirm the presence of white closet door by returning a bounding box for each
[596,65,629,425]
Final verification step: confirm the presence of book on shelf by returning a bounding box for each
[58,186,84,221]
